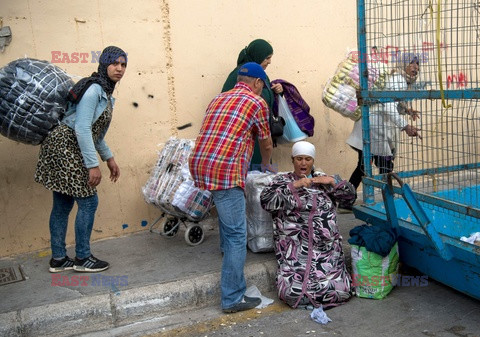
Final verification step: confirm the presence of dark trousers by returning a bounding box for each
[348,147,394,190]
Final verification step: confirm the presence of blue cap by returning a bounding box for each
[238,62,267,85]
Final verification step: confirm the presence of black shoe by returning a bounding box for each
[73,255,109,273]
[49,256,74,273]
[222,295,261,313]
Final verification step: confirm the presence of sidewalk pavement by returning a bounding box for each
[6,211,477,337]
[1,211,318,337]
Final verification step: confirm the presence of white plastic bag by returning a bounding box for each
[245,172,275,252]
[277,95,307,143]
[245,285,274,309]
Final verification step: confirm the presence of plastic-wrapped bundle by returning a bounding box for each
[322,53,389,121]
[142,137,213,222]
[172,175,213,220]
[246,172,276,253]
[0,58,74,145]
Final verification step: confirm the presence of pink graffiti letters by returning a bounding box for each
[447,72,468,88]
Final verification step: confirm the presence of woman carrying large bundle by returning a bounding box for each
[35,46,127,273]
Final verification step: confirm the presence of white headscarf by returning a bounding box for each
[292,141,315,159]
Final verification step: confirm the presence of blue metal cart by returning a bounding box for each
[354,0,480,300]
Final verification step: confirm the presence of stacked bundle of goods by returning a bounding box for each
[0,58,74,145]
[245,172,276,252]
[322,53,389,121]
[142,138,213,221]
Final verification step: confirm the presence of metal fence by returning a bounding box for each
[355,0,480,300]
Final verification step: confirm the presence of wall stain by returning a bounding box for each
[96,0,105,47]
[160,0,178,136]
[26,0,38,57]
[177,122,192,130]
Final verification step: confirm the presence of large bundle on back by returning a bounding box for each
[0,58,73,145]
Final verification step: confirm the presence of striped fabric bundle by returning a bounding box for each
[142,138,213,221]
[0,58,73,145]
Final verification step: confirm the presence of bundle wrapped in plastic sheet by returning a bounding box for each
[322,52,389,121]
[142,137,213,222]
[0,58,74,145]
[246,172,276,253]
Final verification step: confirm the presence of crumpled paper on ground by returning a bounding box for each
[310,305,332,325]
[245,285,274,309]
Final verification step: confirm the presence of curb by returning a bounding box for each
[0,260,277,337]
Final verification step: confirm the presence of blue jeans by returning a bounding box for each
[211,187,247,309]
[49,191,98,259]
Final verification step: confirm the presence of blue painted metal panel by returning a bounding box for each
[399,238,480,301]
[353,195,480,300]
[394,163,480,180]
[360,89,480,105]
[356,0,375,204]
[396,182,453,260]
[363,177,480,220]
[355,1,480,300]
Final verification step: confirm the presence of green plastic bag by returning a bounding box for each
[350,243,399,299]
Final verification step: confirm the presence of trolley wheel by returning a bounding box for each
[184,224,204,246]
[162,217,180,237]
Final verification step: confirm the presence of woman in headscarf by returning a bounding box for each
[35,46,127,273]
[341,53,422,211]
[222,39,283,169]
[260,141,355,309]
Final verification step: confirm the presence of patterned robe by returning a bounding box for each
[260,171,354,308]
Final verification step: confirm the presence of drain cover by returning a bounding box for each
[0,266,25,286]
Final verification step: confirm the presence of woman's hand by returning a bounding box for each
[403,124,422,139]
[407,108,421,121]
[311,175,335,187]
[271,83,283,94]
[293,175,335,189]
[88,167,102,187]
[293,177,313,189]
[107,157,120,182]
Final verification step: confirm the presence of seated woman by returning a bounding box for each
[260,141,355,309]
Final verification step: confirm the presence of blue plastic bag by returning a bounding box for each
[277,95,307,143]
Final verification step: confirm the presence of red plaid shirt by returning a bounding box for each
[189,82,270,190]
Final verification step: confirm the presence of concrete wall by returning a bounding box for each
[0,0,358,257]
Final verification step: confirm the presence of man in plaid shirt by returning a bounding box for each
[189,62,273,313]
